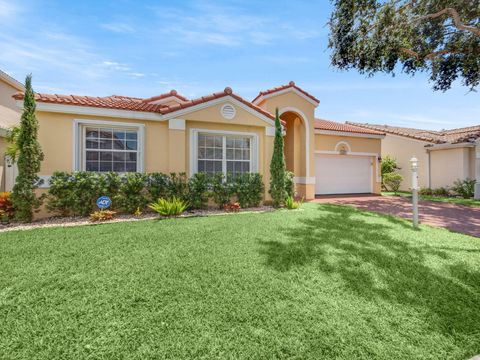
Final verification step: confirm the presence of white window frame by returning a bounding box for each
[73,119,145,172]
[189,128,258,176]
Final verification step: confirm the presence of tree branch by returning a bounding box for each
[415,7,480,37]
[399,47,457,60]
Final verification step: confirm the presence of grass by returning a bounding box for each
[383,191,480,207]
[1,203,480,359]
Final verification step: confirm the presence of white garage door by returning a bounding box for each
[315,154,372,195]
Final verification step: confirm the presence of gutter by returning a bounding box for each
[424,142,475,151]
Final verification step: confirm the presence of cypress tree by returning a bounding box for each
[11,74,44,221]
[269,108,286,207]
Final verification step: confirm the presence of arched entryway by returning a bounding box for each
[279,107,310,182]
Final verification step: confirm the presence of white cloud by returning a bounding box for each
[0,0,17,19]
[101,61,131,71]
[101,22,135,33]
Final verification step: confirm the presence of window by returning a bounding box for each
[74,120,144,173]
[195,132,255,177]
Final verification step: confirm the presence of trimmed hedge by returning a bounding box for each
[47,171,265,216]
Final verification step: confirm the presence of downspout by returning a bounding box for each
[425,145,432,188]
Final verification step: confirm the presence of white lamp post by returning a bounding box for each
[410,156,419,227]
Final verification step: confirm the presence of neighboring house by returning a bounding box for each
[0,70,23,191]
[348,122,480,197]
[11,81,384,204]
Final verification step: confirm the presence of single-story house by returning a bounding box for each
[9,79,385,202]
[348,122,480,197]
[0,70,23,191]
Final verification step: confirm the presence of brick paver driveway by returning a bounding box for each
[314,195,480,238]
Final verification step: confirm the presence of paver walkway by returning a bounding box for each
[313,195,480,237]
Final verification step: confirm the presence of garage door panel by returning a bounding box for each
[315,154,372,195]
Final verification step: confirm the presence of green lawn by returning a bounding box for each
[1,203,480,359]
[383,191,480,207]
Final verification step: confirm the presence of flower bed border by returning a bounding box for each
[0,206,274,233]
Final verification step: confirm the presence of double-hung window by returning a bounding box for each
[194,131,257,177]
[75,120,144,173]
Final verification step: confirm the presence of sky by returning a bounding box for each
[0,0,478,130]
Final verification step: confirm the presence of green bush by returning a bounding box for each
[452,178,476,199]
[284,171,295,199]
[235,173,264,208]
[419,187,434,196]
[47,171,102,216]
[115,173,148,214]
[432,186,451,197]
[148,197,189,217]
[146,173,170,201]
[269,108,286,207]
[168,172,189,201]
[210,173,235,208]
[383,172,403,194]
[188,172,209,209]
[381,156,401,191]
[284,196,302,210]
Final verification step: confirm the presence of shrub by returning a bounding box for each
[148,197,189,217]
[432,186,451,197]
[90,210,116,222]
[0,192,15,219]
[11,75,44,221]
[168,172,189,201]
[188,172,209,209]
[269,108,286,207]
[115,173,148,214]
[419,187,434,196]
[47,171,102,216]
[284,196,302,210]
[381,155,400,175]
[146,173,170,201]
[235,173,264,208]
[223,202,241,212]
[210,173,235,208]
[284,171,295,199]
[383,172,403,193]
[452,178,476,199]
[98,172,122,203]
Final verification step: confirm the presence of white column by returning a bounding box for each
[410,157,419,227]
[475,140,480,199]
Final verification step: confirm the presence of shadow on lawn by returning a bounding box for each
[258,204,480,339]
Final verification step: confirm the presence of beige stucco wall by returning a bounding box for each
[0,79,20,111]
[257,91,317,199]
[429,147,472,188]
[315,134,382,194]
[380,134,430,190]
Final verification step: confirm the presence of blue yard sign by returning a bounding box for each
[96,196,111,210]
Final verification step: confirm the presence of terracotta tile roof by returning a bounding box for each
[142,90,189,103]
[347,122,480,144]
[315,118,385,135]
[12,87,275,120]
[252,81,320,104]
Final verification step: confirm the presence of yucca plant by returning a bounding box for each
[284,196,302,210]
[148,197,189,217]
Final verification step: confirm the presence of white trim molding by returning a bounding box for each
[294,176,315,185]
[279,107,311,178]
[315,150,382,183]
[425,142,475,151]
[72,119,145,173]
[189,128,259,176]
[335,141,351,153]
[168,118,186,130]
[31,102,163,121]
[315,129,385,139]
[265,126,275,137]
[253,87,320,107]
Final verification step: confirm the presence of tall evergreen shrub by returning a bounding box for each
[11,75,44,221]
[269,108,286,207]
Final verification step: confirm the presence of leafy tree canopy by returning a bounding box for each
[328,0,480,91]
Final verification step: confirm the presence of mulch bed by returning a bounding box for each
[0,206,275,233]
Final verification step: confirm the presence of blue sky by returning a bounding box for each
[0,0,478,130]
